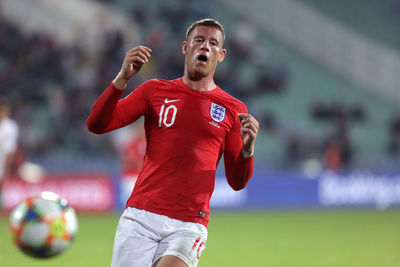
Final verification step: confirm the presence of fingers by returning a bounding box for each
[237,113,259,147]
[237,113,249,119]
[241,127,257,145]
[128,51,148,64]
[242,121,258,134]
[243,133,250,146]
[237,113,259,133]
[127,45,152,57]
[125,46,152,65]
[119,46,152,79]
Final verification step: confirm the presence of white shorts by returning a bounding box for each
[111,207,208,267]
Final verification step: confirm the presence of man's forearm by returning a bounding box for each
[1,153,14,187]
[86,83,124,134]
[112,74,130,91]
[224,152,254,191]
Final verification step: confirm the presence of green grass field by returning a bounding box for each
[1,209,399,267]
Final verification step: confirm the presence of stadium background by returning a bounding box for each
[1,0,400,266]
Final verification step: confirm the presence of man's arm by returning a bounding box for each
[0,153,14,189]
[224,112,259,191]
[112,46,152,90]
[237,113,259,157]
[0,122,18,190]
[87,46,152,134]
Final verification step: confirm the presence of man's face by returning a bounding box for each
[183,26,226,79]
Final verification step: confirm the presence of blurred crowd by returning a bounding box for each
[1,0,399,173]
[0,15,110,157]
[0,3,287,163]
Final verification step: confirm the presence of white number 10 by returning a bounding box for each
[158,104,177,127]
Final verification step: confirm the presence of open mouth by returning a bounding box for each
[198,55,208,62]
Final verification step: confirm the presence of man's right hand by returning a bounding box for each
[113,46,152,90]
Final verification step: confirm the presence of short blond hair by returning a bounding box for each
[185,18,225,41]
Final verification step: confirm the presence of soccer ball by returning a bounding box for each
[8,191,78,258]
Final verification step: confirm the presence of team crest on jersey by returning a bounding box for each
[210,102,226,122]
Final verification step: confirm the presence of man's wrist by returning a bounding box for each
[112,75,129,91]
[241,149,254,158]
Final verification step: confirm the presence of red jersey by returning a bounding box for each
[87,78,254,227]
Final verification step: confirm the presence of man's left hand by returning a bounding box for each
[237,113,259,157]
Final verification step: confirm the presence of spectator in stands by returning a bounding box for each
[312,101,358,171]
[387,115,400,159]
[0,96,19,208]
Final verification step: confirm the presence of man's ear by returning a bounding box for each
[182,41,187,55]
[218,48,227,62]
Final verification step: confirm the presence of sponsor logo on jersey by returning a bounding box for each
[164,98,180,103]
[210,102,226,122]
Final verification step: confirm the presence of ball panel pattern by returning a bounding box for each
[8,192,78,258]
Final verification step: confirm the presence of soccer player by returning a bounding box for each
[87,18,259,267]
[0,96,19,209]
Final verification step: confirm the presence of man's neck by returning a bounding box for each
[182,73,217,92]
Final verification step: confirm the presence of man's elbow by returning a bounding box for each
[226,169,253,191]
[228,180,248,191]
[231,185,245,191]
[86,119,104,134]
